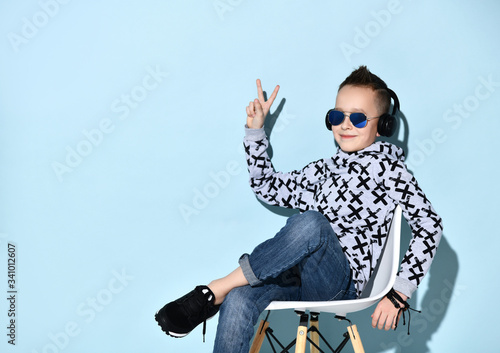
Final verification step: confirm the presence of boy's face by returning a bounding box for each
[333,85,380,152]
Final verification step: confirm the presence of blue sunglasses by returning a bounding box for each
[326,110,379,128]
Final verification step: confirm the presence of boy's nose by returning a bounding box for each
[341,114,353,129]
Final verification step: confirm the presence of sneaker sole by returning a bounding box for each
[154,311,218,338]
[155,312,191,338]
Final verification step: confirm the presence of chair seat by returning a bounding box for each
[265,296,383,318]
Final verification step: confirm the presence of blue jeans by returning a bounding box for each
[213,211,356,353]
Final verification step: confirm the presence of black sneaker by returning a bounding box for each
[155,285,220,341]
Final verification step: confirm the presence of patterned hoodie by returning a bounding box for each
[244,127,443,298]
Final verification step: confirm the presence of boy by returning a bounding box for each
[155,66,443,353]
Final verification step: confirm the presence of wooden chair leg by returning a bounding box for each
[295,324,307,353]
[309,314,320,353]
[249,320,269,353]
[347,325,365,353]
[294,313,308,353]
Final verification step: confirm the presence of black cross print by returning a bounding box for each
[348,163,359,174]
[401,252,414,265]
[366,207,381,219]
[297,194,307,209]
[371,190,388,205]
[410,225,425,239]
[356,175,370,190]
[314,164,323,176]
[268,178,278,192]
[349,191,363,205]
[267,192,278,203]
[353,258,367,271]
[417,190,429,204]
[430,216,442,229]
[390,173,407,188]
[399,198,415,210]
[422,240,436,258]
[278,179,295,193]
[424,231,439,245]
[330,205,342,217]
[395,184,415,199]
[363,250,373,264]
[281,195,293,208]
[335,188,347,202]
[372,228,386,246]
[256,162,267,172]
[298,179,307,190]
[412,258,426,273]
[255,140,266,150]
[317,204,328,215]
[320,191,332,205]
[347,204,363,220]
[353,236,369,255]
[250,154,265,165]
[358,163,370,176]
[338,222,353,233]
[328,175,341,189]
[387,159,403,173]
[422,206,435,218]
[323,211,335,222]
[380,156,393,166]
[408,268,424,285]
[409,209,421,219]
[341,179,351,190]
[364,218,377,231]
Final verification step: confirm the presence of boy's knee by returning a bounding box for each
[288,210,330,237]
[300,210,329,225]
[222,287,253,314]
[224,287,245,303]
[277,210,333,251]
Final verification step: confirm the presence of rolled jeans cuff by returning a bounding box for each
[239,253,261,286]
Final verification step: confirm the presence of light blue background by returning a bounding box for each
[1,1,499,352]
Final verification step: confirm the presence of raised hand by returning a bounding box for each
[246,79,280,129]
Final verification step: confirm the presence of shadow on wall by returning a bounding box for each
[253,104,458,352]
[352,232,458,353]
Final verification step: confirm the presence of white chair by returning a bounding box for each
[249,205,402,353]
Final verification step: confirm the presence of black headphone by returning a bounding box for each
[325,88,400,137]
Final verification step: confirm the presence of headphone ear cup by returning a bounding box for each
[325,111,332,131]
[377,113,396,137]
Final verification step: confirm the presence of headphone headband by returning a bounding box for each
[386,88,400,116]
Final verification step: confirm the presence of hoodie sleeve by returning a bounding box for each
[243,126,315,210]
[373,156,444,298]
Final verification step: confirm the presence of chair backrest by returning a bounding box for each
[359,205,402,299]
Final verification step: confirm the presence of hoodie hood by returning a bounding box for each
[333,141,405,167]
